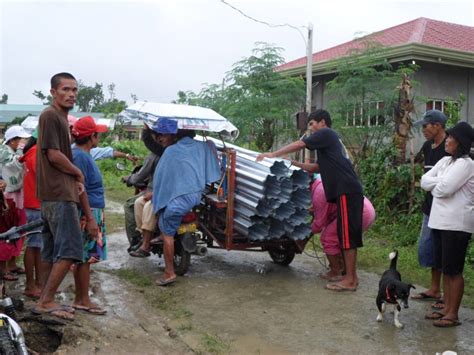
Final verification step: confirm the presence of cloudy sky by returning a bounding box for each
[0,0,473,105]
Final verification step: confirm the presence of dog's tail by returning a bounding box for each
[389,250,398,270]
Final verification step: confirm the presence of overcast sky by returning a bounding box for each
[0,0,473,105]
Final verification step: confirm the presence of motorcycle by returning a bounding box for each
[117,162,207,276]
[0,220,43,355]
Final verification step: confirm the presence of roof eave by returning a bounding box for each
[279,44,474,77]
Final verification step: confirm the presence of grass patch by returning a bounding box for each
[307,230,474,309]
[359,235,474,309]
[176,323,193,332]
[200,333,230,354]
[105,187,133,205]
[115,268,153,287]
[104,211,125,234]
[145,289,178,311]
[174,307,193,319]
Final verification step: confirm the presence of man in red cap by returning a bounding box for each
[70,116,109,315]
[68,114,138,163]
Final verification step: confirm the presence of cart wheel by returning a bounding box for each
[268,244,295,266]
[174,240,191,276]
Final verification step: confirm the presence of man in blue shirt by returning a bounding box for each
[150,118,221,286]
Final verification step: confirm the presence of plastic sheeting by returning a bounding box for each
[119,102,239,140]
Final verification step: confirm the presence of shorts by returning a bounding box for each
[41,201,83,263]
[418,214,435,268]
[432,229,471,275]
[79,208,107,263]
[158,193,201,236]
[336,193,363,250]
[141,200,158,232]
[25,208,43,249]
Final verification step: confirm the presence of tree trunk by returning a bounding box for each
[393,73,414,165]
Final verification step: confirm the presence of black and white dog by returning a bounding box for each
[376,251,415,328]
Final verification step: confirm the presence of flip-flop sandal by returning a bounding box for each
[31,306,74,321]
[324,283,357,292]
[129,249,151,258]
[433,318,461,328]
[150,238,163,245]
[156,278,176,287]
[3,272,19,281]
[431,299,445,310]
[318,273,343,282]
[425,311,445,320]
[411,292,440,300]
[73,305,107,315]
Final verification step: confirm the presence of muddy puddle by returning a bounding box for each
[6,229,474,354]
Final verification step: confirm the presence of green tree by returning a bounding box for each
[76,81,105,112]
[325,40,418,168]
[32,90,52,105]
[175,42,305,151]
[95,83,127,117]
[444,93,466,127]
[0,94,8,104]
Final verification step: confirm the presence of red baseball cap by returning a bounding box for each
[72,116,108,139]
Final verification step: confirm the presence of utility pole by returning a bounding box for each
[305,23,313,113]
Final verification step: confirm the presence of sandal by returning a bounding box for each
[433,318,461,328]
[425,311,444,320]
[3,272,19,281]
[325,283,357,292]
[129,249,151,258]
[431,299,445,310]
[73,304,107,315]
[31,306,74,321]
[150,237,162,245]
[411,292,440,300]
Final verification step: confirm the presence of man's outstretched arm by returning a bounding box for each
[256,141,306,161]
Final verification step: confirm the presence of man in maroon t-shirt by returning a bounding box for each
[33,73,98,321]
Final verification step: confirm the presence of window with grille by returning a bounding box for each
[345,101,387,127]
[425,99,459,117]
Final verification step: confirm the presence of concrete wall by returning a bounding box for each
[411,61,472,122]
[309,61,474,153]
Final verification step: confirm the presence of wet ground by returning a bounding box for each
[11,227,474,354]
[92,230,474,354]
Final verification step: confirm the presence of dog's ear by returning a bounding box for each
[409,284,416,290]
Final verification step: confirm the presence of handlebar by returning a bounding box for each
[0,219,44,241]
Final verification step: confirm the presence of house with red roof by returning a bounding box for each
[277,17,474,126]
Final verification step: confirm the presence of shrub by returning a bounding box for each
[358,144,424,247]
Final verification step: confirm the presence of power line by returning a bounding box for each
[220,0,307,44]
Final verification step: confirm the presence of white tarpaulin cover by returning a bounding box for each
[119,102,239,140]
[20,115,115,133]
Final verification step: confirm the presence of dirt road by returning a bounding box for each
[82,230,474,354]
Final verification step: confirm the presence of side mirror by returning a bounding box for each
[116,162,126,171]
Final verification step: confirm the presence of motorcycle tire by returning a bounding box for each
[0,325,17,355]
[268,243,296,266]
[173,240,191,276]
